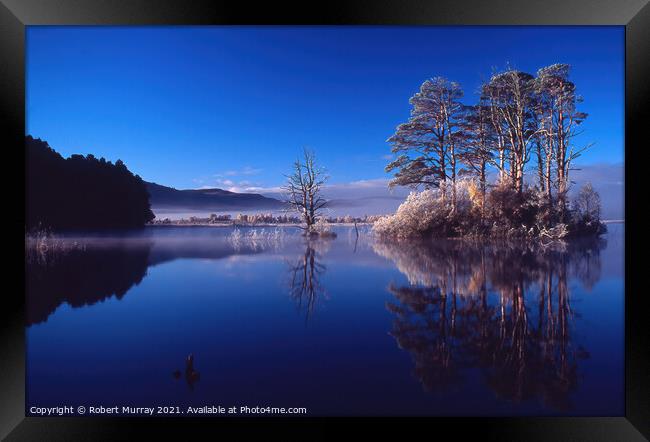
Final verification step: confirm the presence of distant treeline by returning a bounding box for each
[152,213,384,226]
[26,136,154,231]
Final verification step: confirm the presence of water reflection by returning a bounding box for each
[173,353,201,391]
[286,240,330,321]
[25,234,275,325]
[374,238,604,411]
[24,226,622,415]
[26,239,153,325]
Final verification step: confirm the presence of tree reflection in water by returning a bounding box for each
[374,238,604,411]
[25,234,271,325]
[286,240,330,322]
[26,238,152,325]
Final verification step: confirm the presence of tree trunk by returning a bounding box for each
[545,142,553,202]
[480,162,486,215]
[450,150,456,212]
[536,142,545,191]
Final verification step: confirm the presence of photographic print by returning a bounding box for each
[25,26,624,417]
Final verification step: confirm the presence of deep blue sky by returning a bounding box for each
[27,26,624,191]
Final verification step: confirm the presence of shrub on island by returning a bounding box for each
[373,179,606,240]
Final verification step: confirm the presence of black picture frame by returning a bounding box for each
[2,0,648,439]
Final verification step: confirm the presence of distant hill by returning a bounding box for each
[146,182,285,212]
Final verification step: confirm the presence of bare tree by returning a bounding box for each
[283,149,328,233]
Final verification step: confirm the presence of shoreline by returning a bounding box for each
[146,222,376,228]
[145,219,624,228]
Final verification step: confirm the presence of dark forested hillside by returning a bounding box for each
[26,136,155,230]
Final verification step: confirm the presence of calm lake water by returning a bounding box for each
[26,224,624,416]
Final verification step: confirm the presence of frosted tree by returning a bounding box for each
[457,100,495,203]
[573,183,601,222]
[378,63,601,239]
[283,149,328,233]
[386,77,464,210]
[481,69,537,193]
[535,64,589,217]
